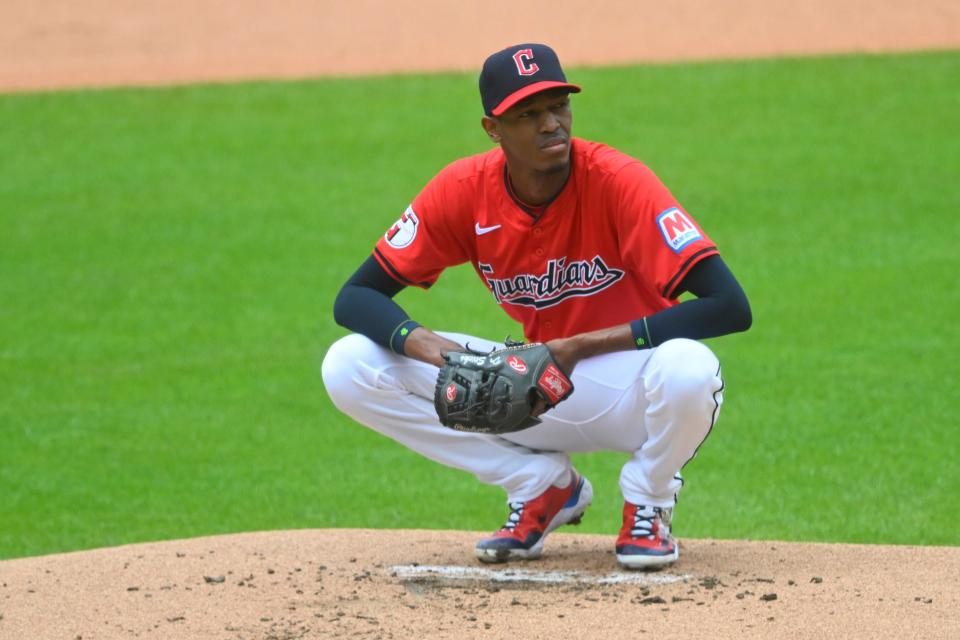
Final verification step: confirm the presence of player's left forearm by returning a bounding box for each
[546,324,635,374]
[546,255,751,373]
[642,255,752,345]
[641,293,751,347]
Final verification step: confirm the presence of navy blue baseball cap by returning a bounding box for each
[479,43,581,116]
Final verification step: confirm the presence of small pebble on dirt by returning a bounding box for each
[760,593,778,602]
[203,576,225,584]
[811,577,823,584]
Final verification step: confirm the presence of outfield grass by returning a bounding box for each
[1,51,957,559]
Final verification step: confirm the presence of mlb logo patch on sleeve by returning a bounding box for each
[656,207,701,253]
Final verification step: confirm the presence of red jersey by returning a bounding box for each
[374,138,719,342]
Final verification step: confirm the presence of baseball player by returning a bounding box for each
[322,43,751,568]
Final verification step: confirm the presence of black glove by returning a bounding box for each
[434,341,574,434]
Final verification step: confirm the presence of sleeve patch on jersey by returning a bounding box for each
[384,205,420,249]
[656,207,702,253]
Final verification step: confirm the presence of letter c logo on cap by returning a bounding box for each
[512,49,539,76]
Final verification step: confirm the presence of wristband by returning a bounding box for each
[389,320,421,354]
[629,317,654,350]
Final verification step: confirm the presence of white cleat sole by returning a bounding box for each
[616,542,680,570]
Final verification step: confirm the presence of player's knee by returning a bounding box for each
[651,339,721,400]
[320,334,376,410]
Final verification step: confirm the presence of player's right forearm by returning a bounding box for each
[332,280,461,364]
[332,280,418,351]
[402,328,463,367]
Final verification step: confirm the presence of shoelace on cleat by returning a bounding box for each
[630,506,660,540]
[502,501,525,532]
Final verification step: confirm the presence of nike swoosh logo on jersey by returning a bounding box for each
[475,222,502,235]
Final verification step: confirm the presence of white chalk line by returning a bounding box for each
[391,564,691,586]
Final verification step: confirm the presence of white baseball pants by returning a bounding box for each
[321,332,723,507]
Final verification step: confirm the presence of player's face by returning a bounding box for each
[484,89,573,174]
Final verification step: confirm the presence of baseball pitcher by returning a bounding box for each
[322,43,751,568]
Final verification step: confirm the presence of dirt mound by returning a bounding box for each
[0,529,957,639]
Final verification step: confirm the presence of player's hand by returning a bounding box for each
[544,337,580,378]
[531,396,549,418]
[530,338,578,417]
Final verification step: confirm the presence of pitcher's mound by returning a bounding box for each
[0,529,957,639]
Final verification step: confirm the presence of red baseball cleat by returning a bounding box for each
[616,502,679,569]
[475,472,593,563]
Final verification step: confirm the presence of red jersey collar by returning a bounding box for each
[501,145,575,221]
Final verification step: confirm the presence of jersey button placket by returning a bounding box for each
[529,223,550,335]
[531,224,546,257]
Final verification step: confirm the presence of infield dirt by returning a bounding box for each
[2,2,959,639]
[1,529,959,639]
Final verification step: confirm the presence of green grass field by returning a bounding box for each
[1,51,957,560]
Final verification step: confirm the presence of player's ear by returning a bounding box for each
[481,116,501,144]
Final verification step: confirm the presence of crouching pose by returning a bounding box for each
[322,43,751,568]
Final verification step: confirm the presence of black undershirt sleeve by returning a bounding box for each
[332,255,420,353]
[334,253,751,353]
[631,254,752,348]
